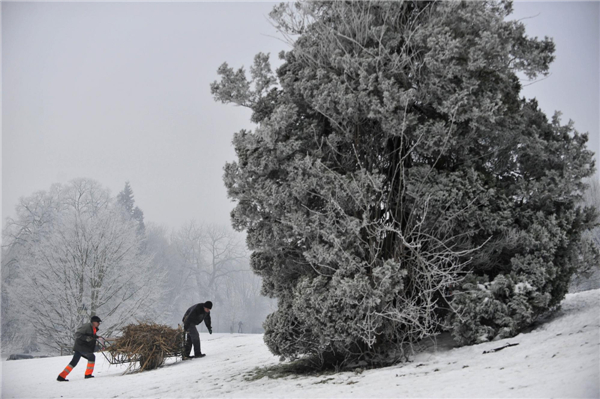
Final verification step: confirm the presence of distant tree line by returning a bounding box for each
[1,179,274,354]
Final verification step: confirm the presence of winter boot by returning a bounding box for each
[57,364,73,381]
[194,353,206,358]
[84,361,95,378]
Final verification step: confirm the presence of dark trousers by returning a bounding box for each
[184,325,201,356]
[69,351,95,367]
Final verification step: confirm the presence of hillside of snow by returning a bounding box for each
[2,289,599,398]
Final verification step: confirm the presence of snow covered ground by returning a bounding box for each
[2,289,599,398]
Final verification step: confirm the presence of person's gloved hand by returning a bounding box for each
[208,328,213,334]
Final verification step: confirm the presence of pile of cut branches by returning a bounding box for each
[106,322,185,372]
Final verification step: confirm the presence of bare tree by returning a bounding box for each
[144,223,192,326]
[171,222,250,330]
[2,179,164,352]
[570,176,600,291]
[221,264,276,334]
[171,221,209,305]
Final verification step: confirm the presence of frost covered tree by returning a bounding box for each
[2,178,164,352]
[212,1,597,366]
[117,182,145,234]
[570,177,600,291]
[117,182,135,215]
[221,260,276,334]
[143,223,187,326]
[171,222,248,330]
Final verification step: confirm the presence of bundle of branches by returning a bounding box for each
[106,322,185,372]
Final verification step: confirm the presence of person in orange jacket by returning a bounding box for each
[57,316,102,381]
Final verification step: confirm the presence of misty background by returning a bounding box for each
[1,1,598,353]
[3,2,598,230]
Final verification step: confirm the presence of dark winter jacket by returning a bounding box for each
[182,303,212,331]
[73,322,98,353]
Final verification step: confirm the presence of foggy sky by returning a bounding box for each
[2,2,599,231]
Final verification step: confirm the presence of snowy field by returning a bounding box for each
[2,289,599,399]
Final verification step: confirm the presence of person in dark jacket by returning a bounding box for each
[57,316,102,381]
[182,301,213,359]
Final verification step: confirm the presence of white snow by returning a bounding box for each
[2,289,599,398]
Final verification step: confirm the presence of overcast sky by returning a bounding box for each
[2,1,599,232]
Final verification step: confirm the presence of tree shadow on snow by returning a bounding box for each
[244,358,336,381]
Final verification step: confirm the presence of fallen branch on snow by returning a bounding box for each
[483,343,519,354]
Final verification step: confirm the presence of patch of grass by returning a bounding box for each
[244,358,335,382]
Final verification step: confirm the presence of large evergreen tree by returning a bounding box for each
[212,0,597,367]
